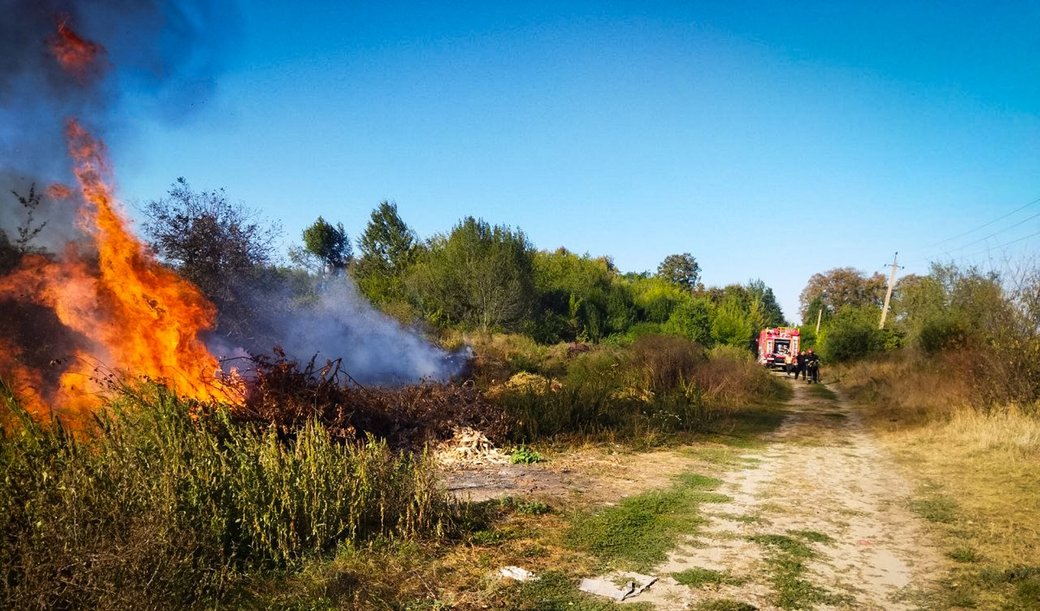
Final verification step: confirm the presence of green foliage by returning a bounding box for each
[566,471,724,571]
[501,497,552,515]
[664,296,713,345]
[0,387,449,608]
[817,305,896,362]
[509,445,545,464]
[672,567,745,587]
[531,249,623,342]
[798,266,887,321]
[294,215,351,273]
[750,531,844,609]
[630,276,685,323]
[353,201,419,305]
[746,278,786,327]
[656,252,701,291]
[408,217,535,332]
[710,295,754,347]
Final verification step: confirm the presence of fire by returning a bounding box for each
[0,18,242,423]
[47,184,73,200]
[48,18,105,79]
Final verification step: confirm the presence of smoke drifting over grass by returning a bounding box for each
[212,275,470,387]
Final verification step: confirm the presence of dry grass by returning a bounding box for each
[836,353,1040,608]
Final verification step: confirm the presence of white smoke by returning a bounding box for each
[211,274,469,387]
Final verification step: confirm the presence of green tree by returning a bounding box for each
[711,295,754,347]
[656,253,701,291]
[817,305,897,362]
[142,178,281,336]
[408,217,535,332]
[798,267,886,321]
[665,296,713,345]
[292,216,351,274]
[532,248,624,342]
[746,278,785,327]
[353,201,419,304]
[629,276,687,323]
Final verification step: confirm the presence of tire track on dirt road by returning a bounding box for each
[631,379,947,610]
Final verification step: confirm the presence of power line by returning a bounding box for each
[949,227,1040,262]
[937,208,1040,255]
[926,195,1040,248]
[903,224,1040,268]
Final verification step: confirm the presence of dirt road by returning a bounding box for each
[633,378,946,610]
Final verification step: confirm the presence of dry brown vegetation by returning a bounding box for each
[237,351,511,450]
[833,353,1040,609]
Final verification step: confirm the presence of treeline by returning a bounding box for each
[104,180,787,351]
[800,262,1040,409]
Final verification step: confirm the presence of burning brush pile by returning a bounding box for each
[238,350,509,451]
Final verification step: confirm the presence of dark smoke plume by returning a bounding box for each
[0,0,240,223]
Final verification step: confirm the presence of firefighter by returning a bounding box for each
[795,350,807,380]
[806,349,820,384]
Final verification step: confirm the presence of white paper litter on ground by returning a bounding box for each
[579,572,657,601]
[499,566,537,582]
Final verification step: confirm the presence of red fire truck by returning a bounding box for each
[757,327,800,370]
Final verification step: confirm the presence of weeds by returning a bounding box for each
[566,471,726,571]
[750,531,844,609]
[0,386,454,609]
[672,567,745,587]
[510,445,545,464]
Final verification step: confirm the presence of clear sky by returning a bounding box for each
[107,1,1040,322]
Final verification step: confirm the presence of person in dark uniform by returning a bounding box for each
[806,349,820,384]
[796,350,807,380]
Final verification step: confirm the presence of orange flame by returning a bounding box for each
[48,19,104,79]
[0,125,243,421]
[0,16,242,423]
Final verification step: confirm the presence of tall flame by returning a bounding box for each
[0,19,241,422]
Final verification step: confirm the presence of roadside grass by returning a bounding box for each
[891,421,1040,610]
[672,567,746,587]
[749,531,845,610]
[836,358,1040,610]
[566,472,730,572]
[693,599,759,611]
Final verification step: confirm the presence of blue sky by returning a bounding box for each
[108,1,1040,322]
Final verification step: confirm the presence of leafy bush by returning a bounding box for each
[509,445,545,464]
[818,306,899,362]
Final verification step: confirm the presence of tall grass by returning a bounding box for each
[0,384,450,609]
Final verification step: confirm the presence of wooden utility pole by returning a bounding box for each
[815,306,823,334]
[878,252,901,329]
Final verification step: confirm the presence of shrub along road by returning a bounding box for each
[628,378,946,610]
